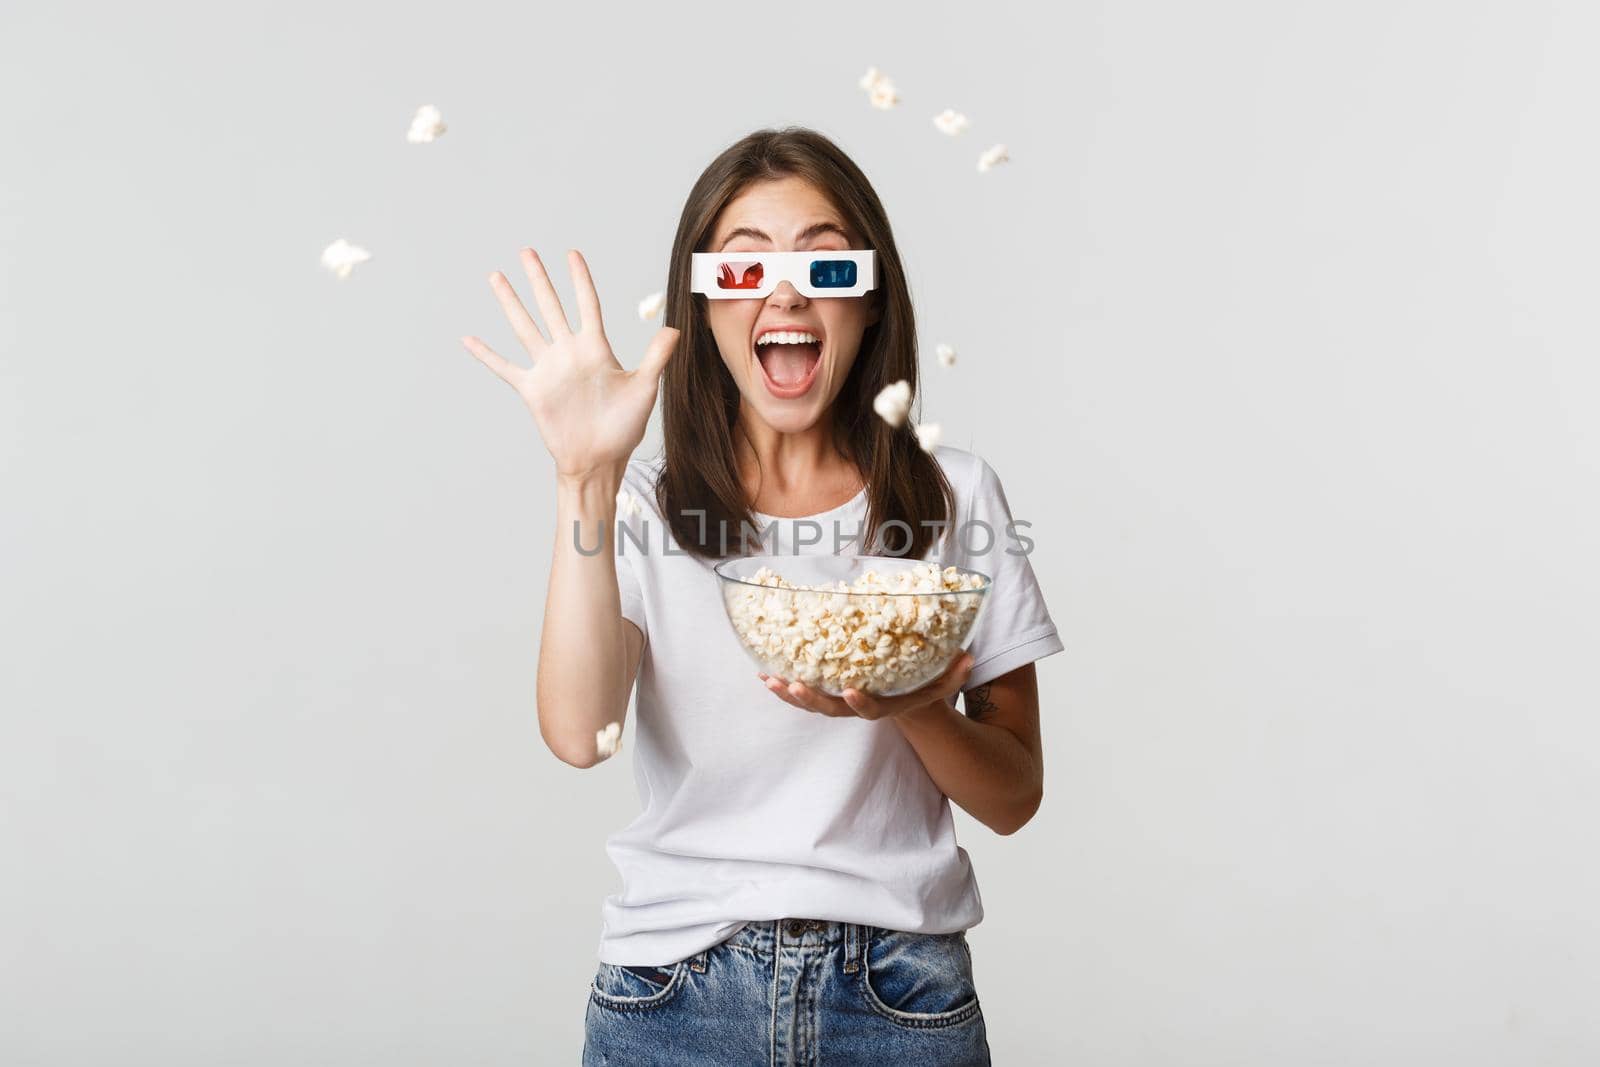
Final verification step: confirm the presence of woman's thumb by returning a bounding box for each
[637,326,680,385]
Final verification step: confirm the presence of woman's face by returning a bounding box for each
[703,175,880,435]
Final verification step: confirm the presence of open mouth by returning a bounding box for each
[754,330,823,397]
[759,341,821,386]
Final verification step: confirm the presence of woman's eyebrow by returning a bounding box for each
[717,221,852,250]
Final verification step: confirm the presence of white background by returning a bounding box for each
[3,1,1596,1063]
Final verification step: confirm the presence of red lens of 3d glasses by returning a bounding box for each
[716,261,766,290]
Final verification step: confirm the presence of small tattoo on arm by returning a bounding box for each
[964,683,997,722]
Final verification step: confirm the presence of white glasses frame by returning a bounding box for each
[689,249,877,299]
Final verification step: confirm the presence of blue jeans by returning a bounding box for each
[583,918,990,1066]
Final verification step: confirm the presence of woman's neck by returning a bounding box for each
[734,412,863,516]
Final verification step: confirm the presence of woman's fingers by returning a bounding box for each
[761,659,977,721]
[487,270,549,353]
[635,326,681,387]
[783,680,855,718]
[567,249,606,336]
[519,247,574,338]
[916,654,975,711]
[841,688,880,717]
[762,676,807,710]
[461,335,522,388]
[762,675,849,717]
[931,652,977,702]
[844,653,975,719]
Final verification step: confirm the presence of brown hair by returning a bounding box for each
[650,126,954,562]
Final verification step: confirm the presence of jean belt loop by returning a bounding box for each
[843,923,862,973]
[689,947,708,973]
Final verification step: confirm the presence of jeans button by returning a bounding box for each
[785,920,805,937]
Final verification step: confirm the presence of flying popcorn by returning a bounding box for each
[933,109,969,136]
[914,422,942,453]
[406,104,447,144]
[722,562,988,696]
[858,66,889,91]
[858,67,900,109]
[637,291,665,320]
[596,721,622,759]
[320,238,371,280]
[616,488,643,521]
[935,343,957,367]
[873,380,912,428]
[977,144,1010,173]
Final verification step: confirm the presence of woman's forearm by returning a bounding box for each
[538,466,631,768]
[891,699,1043,835]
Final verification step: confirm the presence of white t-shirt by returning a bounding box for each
[599,445,1063,966]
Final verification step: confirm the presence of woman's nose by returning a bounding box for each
[767,280,808,308]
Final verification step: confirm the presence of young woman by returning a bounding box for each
[463,127,1062,1066]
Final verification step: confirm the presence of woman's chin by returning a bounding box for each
[749,391,827,432]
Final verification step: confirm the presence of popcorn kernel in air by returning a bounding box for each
[935,343,957,367]
[933,109,970,136]
[596,721,622,759]
[616,489,643,521]
[914,422,942,453]
[320,239,371,280]
[406,104,447,144]
[872,380,913,428]
[869,81,900,109]
[637,291,665,320]
[977,144,1010,173]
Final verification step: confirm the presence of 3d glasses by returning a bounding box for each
[690,249,877,299]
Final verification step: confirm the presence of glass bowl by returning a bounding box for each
[714,554,992,698]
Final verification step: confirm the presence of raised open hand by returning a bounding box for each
[462,248,678,482]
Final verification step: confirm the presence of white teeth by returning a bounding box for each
[756,330,820,346]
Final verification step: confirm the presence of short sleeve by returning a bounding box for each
[957,457,1064,692]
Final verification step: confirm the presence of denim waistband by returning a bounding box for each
[687,919,869,974]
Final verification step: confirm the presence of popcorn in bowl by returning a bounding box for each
[715,555,990,698]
